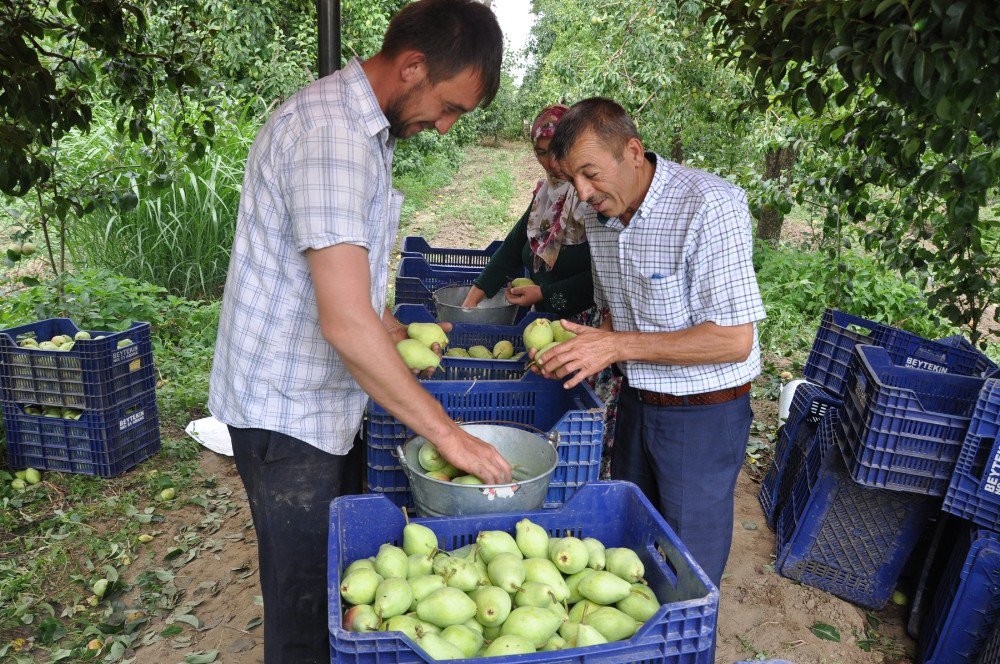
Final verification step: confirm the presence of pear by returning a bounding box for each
[24,468,41,485]
[442,559,482,592]
[344,557,376,577]
[444,348,470,358]
[482,623,503,641]
[407,322,448,348]
[534,341,561,366]
[551,320,578,343]
[523,318,554,351]
[414,631,464,660]
[439,463,462,479]
[415,587,477,628]
[425,470,451,481]
[578,570,632,605]
[584,537,606,570]
[514,581,558,608]
[568,599,599,623]
[477,530,522,562]
[559,621,581,642]
[541,634,567,651]
[473,586,512,626]
[396,339,440,371]
[483,634,535,656]
[375,543,408,579]
[343,604,380,632]
[452,475,483,485]
[433,553,460,577]
[582,606,639,641]
[523,558,570,602]
[467,345,492,359]
[373,577,413,619]
[340,568,383,605]
[407,553,434,578]
[575,623,609,646]
[408,574,446,610]
[606,547,645,583]
[487,552,526,593]
[418,442,447,472]
[566,568,598,604]
[512,351,526,361]
[74,330,92,341]
[547,600,569,621]
[515,519,549,559]
[403,523,438,556]
[492,340,515,359]
[617,583,660,622]
[501,606,562,645]
[441,624,482,658]
[550,536,589,575]
[381,614,427,640]
[511,277,535,288]
[463,617,483,633]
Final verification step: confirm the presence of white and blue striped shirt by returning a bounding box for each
[209,58,401,454]
[586,153,767,395]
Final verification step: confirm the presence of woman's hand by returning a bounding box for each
[461,285,487,308]
[504,284,543,307]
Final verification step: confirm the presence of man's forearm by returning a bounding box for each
[616,321,753,366]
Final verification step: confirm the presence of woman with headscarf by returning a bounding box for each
[460,105,593,318]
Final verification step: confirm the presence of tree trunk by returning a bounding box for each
[670,126,684,164]
[756,146,798,243]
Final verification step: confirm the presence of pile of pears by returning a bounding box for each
[416,441,490,485]
[16,331,133,352]
[522,319,576,366]
[23,404,84,420]
[444,341,523,361]
[339,518,659,660]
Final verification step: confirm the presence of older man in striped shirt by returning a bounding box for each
[540,97,767,586]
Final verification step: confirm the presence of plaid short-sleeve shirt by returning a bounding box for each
[208,58,400,454]
[587,153,767,396]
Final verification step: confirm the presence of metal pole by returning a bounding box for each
[318,0,341,77]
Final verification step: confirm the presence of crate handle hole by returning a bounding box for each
[971,437,998,481]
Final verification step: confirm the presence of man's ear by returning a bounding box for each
[395,50,428,85]
[625,137,645,166]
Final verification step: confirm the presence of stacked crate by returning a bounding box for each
[761,308,996,619]
[1,318,160,477]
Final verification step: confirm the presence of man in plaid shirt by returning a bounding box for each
[541,98,767,586]
[209,1,511,660]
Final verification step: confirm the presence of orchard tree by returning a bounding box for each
[705,0,1000,339]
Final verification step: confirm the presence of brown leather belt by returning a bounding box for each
[631,382,752,407]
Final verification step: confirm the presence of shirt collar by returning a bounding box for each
[596,152,670,229]
[341,58,392,144]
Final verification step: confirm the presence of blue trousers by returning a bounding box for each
[610,385,752,586]
[230,427,363,664]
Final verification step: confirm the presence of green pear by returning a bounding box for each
[375,543,409,579]
[38,341,59,351]
[534,341,562,366]
[578,570,632,605]
[515,519,549,559]
[442,558,481,592]
[11,479,26,491]
[552,321,578,343]
[408,574,446,610]
[445,348,470,358]
[414,631,464,660]
[582,606,639,641]
[473,585,511,626]
[514,581,558,608]
[606,547,645,583]
[116,338,133,349]
[344,557,376,577]
[425,470,451,482]
[19,338,37,348]
[584,537,606,570]
[575,623,609,646]
[407,553,434,578]
[418,442,447,472]
[511,277,535,288]
[397,339,441,371]
[343,604,380,632]
[373,577,413,620]
[477,531,522,562]
[550,537,589,574]
[340,568,383,605]
[500,606,562,645]
[566,568,598,604]
[512,351,525,361]
[492,340,515,359]
[523,558,570,602]
[541,634,567,651]
[407,322,448,348]
[568,599,599,624]
[24,468,41,485]
[416,587,478,628]
[381,614,425,640]
[483,634,535,656]
[523,318,554,351]
[482,623,503,641]
[439,463,462,479]
[559,620,581,642]
[403,523,438,556]
[452,475,483,485]
[467,345,492,359]
[440,624,482,658]
[74,330,91,341]
[487,552,526,593]
[617,583,660,622]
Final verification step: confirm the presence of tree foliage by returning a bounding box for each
[705,0,1000,338]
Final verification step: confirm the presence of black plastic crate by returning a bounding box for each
[4,389,161,477]
[0,318,155,410]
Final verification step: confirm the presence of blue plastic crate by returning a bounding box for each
[328,481,718,664]
[837,344,986,496]
[366,374,604,509]
[919,526,1000,664]
[1,318,155,411]
[943,380,1000,531]
[759,382,841,529]
[776,451,936,609]
[394,257,482,313]
[937,335,999,377]
[400,236,502,269]
[803,309,993,399]
[3,389,161,477]
[979,617,1000,664]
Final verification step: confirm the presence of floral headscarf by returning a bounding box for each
[527,105,588,272]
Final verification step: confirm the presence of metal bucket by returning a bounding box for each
[433,285,518,325]
[397,422,558,517]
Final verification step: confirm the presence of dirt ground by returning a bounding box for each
[120,145,917,662]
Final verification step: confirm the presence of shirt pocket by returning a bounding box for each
[628,269,689,331]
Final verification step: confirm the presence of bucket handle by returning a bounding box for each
[395,445,416,482]
[457,419,560,451]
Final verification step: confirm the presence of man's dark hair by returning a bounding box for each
[549,97,641,161]
[382,0,503,107]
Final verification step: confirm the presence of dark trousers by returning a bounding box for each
[610,386,752,586]
[229,427,363,664]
